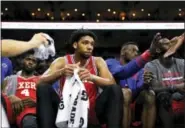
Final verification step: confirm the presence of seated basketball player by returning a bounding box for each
[1,33,48,128]
[106,33,164,128]
[2,51,39,128]
[144,34,184,128]
[36,29,123,128]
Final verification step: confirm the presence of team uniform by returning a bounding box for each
[56,54,99,124]
[37,54,123,128]
[3,75,40,128]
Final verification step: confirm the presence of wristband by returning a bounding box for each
[141,50,152,61]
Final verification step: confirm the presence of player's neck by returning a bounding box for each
[73,53,88,67]
[21,71,35,78]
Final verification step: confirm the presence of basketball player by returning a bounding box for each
[2,51,39,128]
[106,33,165,128]
[144,34,184,128]
[1,32,49,128]
[36,29,123,128]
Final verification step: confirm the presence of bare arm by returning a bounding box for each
[1,33,48,57]
[2,79,8,93]
[92,57,116,86]
[37,57,65,85]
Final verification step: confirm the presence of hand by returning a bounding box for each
[29,33,48,47]
[78,68,92,82]
[63,62,80,77]
[143,71,154,85]
[164,33,184,58]
[149,33,162,55]
[22,98,36,108]
[8,95,24,116]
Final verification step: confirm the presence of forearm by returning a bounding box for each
[2,40,38,57]
[91,75,115,86]
[37,69,64,85]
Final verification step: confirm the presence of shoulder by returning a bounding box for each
[94,56,104,61]
[4,74,18,81]
[145,59,159,67]
[50,57,65,68]
[174,58,184,65]
[93,57,107,67]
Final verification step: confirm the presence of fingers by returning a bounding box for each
[30,33,49,47]
[164,34,184,58]
[64,64,79,77]
[76,62,80,67]
[153,33,162,43]
[22,98,36,107]
[143,71,154,84]
[78,69,91,81]
[163,49,174,58]
[12,101,24,116]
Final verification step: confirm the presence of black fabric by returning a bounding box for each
[36,84,60,128]
[95,85,123,128]
[36,84,123,128]
[157,91,172,110]
[22,115,37,128]
[156,91,174,128]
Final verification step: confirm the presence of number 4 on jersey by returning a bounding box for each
[21,89,30,96]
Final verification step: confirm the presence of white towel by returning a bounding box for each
[34,33,56,60]
[55,69,89,128]
[1,104,10,128]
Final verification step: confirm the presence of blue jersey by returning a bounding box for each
[106,56,147,96]
[1,57,13,82]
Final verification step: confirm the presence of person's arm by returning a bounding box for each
[164,32,184,58]
[2,33,48,57]
[37,57,65,85]
[93,57,116,86]
[106,50,152,79]
[79,57,116,86]
[107,33,163,80]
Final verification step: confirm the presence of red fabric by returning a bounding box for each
[141,50,151,61]
[16,76,39,101]
[171,100,185,114]
[16,107,36,128]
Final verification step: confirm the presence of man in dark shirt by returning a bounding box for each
[144,35,185,128]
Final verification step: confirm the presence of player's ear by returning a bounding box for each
[73,42,77,49]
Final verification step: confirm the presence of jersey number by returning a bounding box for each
[21,89,30,96]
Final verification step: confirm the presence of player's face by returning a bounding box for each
[23,55,37,73]
[121,44,139,61]
[74,35,95,59]
[158,38,171,52]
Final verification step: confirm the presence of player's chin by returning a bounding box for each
[84,52,92,58]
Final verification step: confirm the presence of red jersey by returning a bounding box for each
[16,76,39,101]
[16,75,39,127]
[60,54,99,124]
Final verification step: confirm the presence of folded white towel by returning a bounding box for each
[34,33,56,60]
[55,69,89,128]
